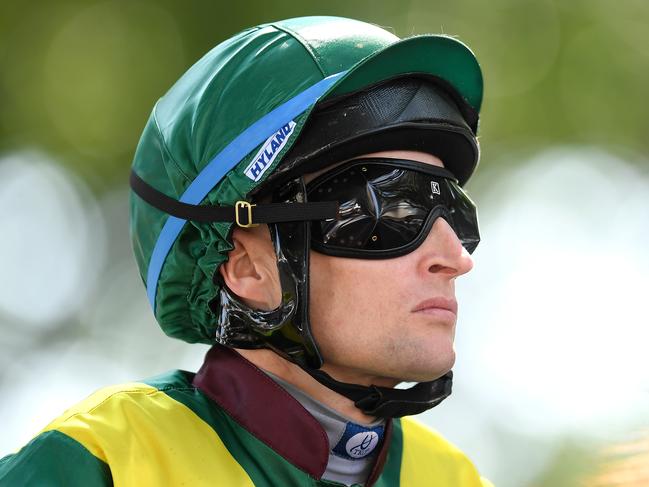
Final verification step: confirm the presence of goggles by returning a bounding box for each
[130,157,479,260]
[306,158,480,259]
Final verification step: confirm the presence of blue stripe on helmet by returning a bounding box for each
[145,71,347,311]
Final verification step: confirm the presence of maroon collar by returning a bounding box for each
[192,345,392,482]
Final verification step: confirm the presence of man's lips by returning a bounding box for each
[411,297,458,316]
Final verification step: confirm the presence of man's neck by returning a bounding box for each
[235,348,397,425]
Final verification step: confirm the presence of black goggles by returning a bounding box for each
[305,158,480,259]
[129,158,479,260]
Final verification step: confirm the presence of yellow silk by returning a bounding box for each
[400,417,493,486]
[41,382,254,487]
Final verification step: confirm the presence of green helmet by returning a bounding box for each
[130,15,483,348]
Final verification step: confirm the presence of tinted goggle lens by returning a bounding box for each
[306,159,480,258]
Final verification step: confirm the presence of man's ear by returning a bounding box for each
[219,225,281,310]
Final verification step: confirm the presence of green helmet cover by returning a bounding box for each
[129,16,483,344]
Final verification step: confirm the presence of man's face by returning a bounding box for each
[308,150,475,386]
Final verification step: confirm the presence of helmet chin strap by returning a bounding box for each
[216,276,454,418]
[303,367,453,418]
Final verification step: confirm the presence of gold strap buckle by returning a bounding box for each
[235,201,258,228]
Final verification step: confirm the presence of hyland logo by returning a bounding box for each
[244,121,296,182]
[431,181,441,195]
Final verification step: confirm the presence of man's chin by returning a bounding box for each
[398,357,456,383]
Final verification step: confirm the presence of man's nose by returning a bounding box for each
[418,217,474,278]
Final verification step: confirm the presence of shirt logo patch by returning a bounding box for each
[431,181,441,195]
[244,121,296,182]
[332,422,384,461]
[346,431,380,459]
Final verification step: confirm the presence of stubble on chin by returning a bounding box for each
[377,333,456,383]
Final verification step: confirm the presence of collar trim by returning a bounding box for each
[192,345,393,484]
[367,419,392,485]
[193,345,329,477]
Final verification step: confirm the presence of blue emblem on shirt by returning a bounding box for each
[332,422,384,460]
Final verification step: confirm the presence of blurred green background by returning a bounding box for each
[1,1,648,486]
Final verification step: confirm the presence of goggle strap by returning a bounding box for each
[130,170,338,227]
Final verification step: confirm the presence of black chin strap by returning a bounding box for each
[304,368,453,418]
